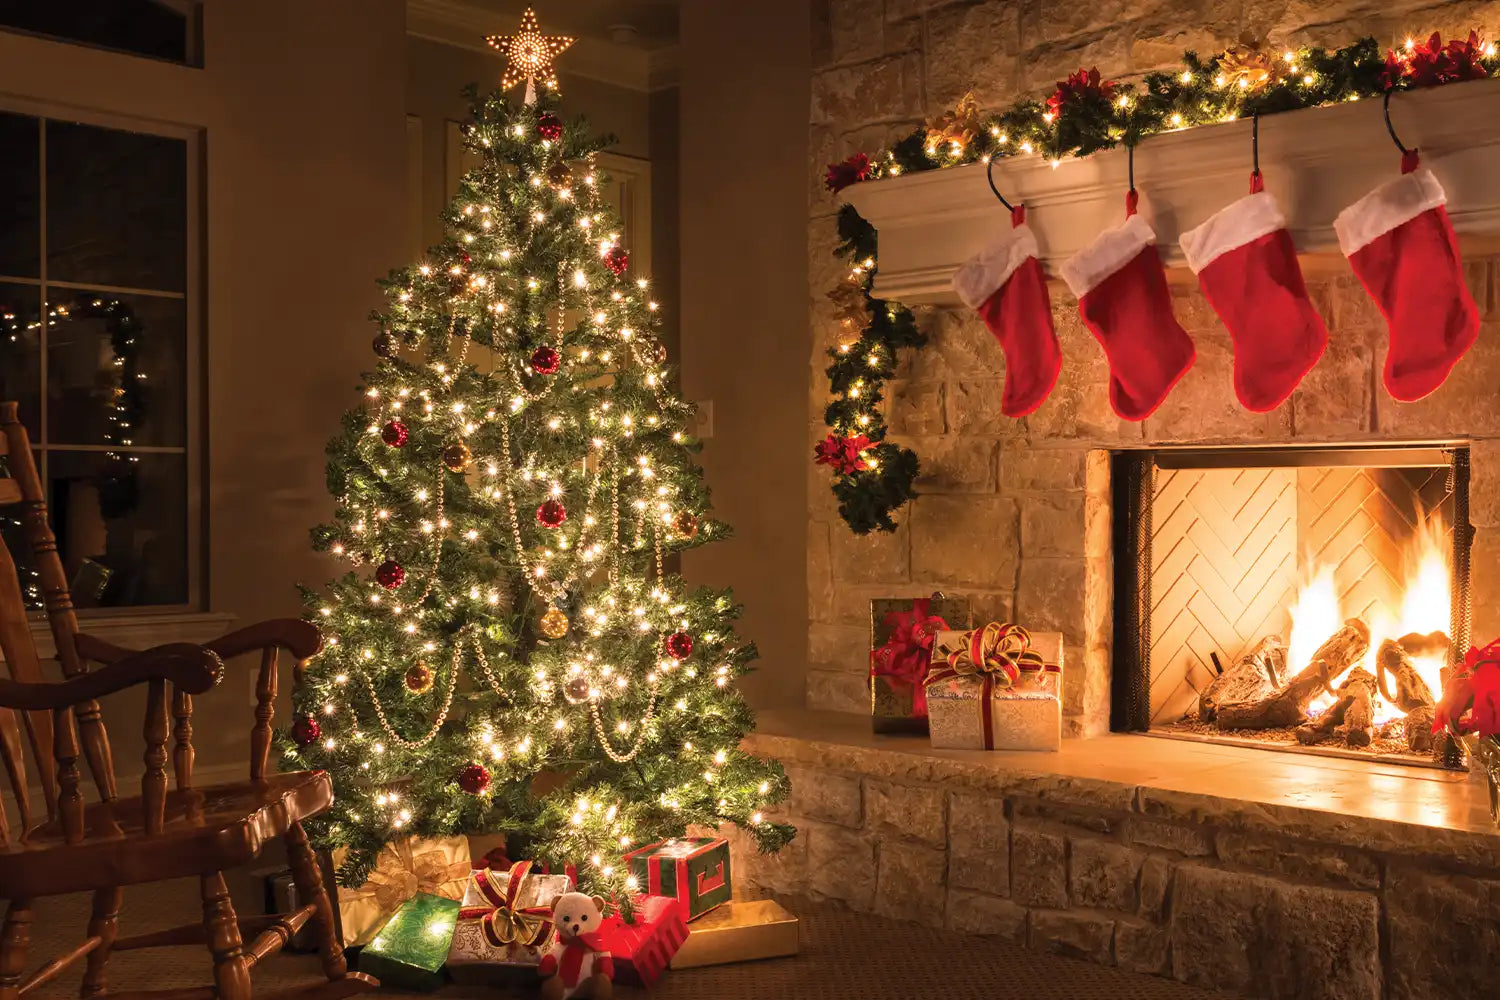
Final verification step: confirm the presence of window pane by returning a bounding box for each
[48,450,186,607]
[46,291,185,447]
[46,120,186,292]
[0,283,41,437]
[0,1,194,65]
[0,112,39,278]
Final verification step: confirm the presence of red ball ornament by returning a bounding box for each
[537,113,564,141]
[291,714,321,747]
[537,498,567,529]
[603,245,629,276]
[458,763,491,794]
[381,420,409,447]
[375,560,406,590]
[665,631,694,661]
[530,345,561,375]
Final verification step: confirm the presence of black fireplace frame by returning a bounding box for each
[1109,443,1473,741]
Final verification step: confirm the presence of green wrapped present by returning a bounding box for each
[624,836,732,923]
[358,893,460,991]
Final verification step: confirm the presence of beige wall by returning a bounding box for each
[0,0,410,772]
[679,2,812,708]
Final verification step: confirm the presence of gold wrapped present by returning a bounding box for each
[669,899,799,969]
[926,624,1062,751]
[869,594,971,734]
[334,836,471,947]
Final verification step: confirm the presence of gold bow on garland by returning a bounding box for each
[336,836,472,946]
[928,622,1045,689]
[1217,39,1283,93]
[459,861,557,949]
[925,91,984,154]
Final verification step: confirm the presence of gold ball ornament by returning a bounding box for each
[539,606,570,639]
[564,675,591,704]
[404,662,434,694]
[547,160,573,189]
[672,511,700,539]
[442,442,473,472]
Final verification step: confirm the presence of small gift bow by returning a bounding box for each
[869,597,949,716]
[342,837,471,920]
[928,622,1045,689]
[458,861,557,949]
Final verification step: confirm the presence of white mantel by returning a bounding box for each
[845,78,1500,307]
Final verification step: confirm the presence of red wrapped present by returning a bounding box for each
[599,895,689,988]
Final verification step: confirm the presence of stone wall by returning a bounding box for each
[732,731,1500,1000]
[805,0,1500,730]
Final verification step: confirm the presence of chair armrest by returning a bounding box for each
[75,618,322,666]
[0,645,223,711]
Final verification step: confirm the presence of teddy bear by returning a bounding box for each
[538,892,614,1000]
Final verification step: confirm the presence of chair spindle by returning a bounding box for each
[142,679,169,835]
[173,689,195,791]
[251,647,278,782]
[52,708,85,844]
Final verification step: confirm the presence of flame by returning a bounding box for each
[1283,510,1451,729]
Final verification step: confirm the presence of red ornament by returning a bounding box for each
[375,560,406,590]
[537,498,567,528]
[531,345,561,375]
[458,763,492,794]
[291,714,321,747]
[381,420,409,447]
[603,245,629,276]
[824,152,871,194]
[664,631,694,661]
[813,433,871,475]
[537,113,564,141]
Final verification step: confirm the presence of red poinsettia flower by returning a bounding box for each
[1434,638,1500,736]
[1047,67,1116,118]
[825,152,872,194]
[1386,31,1490,90]
[813,433,871,475]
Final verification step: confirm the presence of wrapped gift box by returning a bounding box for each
[333,835,471,948]
[357,893,459,991]
[447,861,573,986]
[624,836,731,923]
[926,625,1063,751]
[669,898,799,969]
[600,894,689,987]
[870,594,971,734]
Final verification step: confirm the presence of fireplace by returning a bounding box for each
[1110,444,1473,766]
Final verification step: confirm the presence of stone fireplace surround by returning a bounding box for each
[742,72,1500,1000]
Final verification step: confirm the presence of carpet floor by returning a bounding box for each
[18,876,1232,1000]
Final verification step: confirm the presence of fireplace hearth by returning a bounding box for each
[1111,445,1473,767]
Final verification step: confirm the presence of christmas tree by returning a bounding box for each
[286,11,792,892]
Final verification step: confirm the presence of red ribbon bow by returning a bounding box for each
[869,597,948,717]
[458,861,556,950]
[1434,638,1500,737]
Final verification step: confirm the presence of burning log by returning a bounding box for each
[1296,694,1352,744]
[1336,667,1378,747]
[1199,635,1288,722]
[1375,636,1441,754]
[1216,619,1370,731]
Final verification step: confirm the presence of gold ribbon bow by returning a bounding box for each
[335,836,472,946]
[459,861,557,950]
[925,92,983,153]
[928,622,1044,689]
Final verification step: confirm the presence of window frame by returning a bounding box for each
[0,94,204,615]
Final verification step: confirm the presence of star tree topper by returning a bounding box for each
[485,7,575,102]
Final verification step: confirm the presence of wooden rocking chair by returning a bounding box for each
[0,403,375,1000]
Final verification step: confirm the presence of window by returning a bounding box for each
[0,0,201,66]
[0,108,198,610]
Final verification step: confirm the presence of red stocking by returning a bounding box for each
[1059,192,1195,421]
[953,205,1060,417]
[1180,172,1328,412]
[1334,151,1479,402]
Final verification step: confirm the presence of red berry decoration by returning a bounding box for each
[291,714,321,748]
[665,631,694,661]
[537,113,564,141]
[381,420,409,447]
[375,560,406,590]
[458,763,491,795]
[530,345,561,375]
[603,245,629,276]
[537,498,567,528]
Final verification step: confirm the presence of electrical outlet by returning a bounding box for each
[695,399,714,439]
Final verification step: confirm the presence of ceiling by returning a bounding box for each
[447,0,678,51]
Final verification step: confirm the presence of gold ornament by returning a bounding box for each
[1218,40,1280,92]
[547,160,573,189]
[539,606,570,639]
[404,662,434,694]
[564,675,591,704]
[673,511,700,539]
[925,92,983,154]
[443,442,473,472]
[485,8,576,94]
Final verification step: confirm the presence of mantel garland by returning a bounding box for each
[819,31,1499,535]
